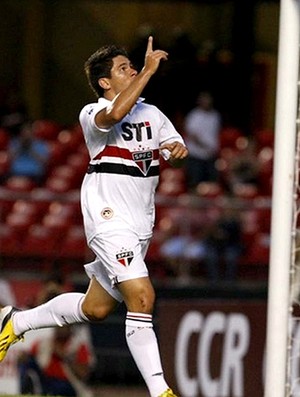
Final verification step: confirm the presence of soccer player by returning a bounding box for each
[0,36,188,397]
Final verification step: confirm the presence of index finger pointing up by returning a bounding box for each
[146,36,153,54]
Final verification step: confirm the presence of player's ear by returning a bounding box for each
[98,77,110,90]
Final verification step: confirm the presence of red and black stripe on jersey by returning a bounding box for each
[87,145,160,177]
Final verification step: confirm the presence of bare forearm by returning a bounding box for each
[107,68,153,121]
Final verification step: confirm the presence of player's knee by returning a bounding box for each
[81,300,112,321]
[128,288,156,313]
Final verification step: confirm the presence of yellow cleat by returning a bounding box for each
[0,306,23,362]
[158,388,179,397]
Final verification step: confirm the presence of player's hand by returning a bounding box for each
[159,141,189,164]
[143,36,168,75]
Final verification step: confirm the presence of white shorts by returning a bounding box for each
[84,229,150,302]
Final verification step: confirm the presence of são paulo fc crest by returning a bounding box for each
[132,150,153,176]
[116,248,134,267]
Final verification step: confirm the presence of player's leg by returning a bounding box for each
[89,232,178,397]
[0,273,118,362]
[118,277,172,397]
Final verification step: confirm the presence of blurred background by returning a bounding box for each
[0,1,281,396]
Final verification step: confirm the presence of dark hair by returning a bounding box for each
[84,45,129,98]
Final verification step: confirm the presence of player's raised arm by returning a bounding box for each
[95,37,168,128]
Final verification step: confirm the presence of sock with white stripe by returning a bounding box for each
[125,312,169,397]
[13,292,89,335]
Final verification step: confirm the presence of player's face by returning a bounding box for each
[108,55,137,95]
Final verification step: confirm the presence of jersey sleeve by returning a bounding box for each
[79,97,111,135]
[158,109,186,147]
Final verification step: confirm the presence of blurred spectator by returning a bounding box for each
[28,273,68,307]
[226,138,259,194]
[0,89,28,137]
[184,91,222,190]
[18,325,95,397]
[18,274,95,397]
[203,203,243,283]
[8,122,50,184]
[160,223,206,283]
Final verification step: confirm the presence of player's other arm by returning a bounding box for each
[95,36,168,129]
[160,141,189,168]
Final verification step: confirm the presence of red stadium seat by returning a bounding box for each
[21,223,60,258]
[157,168,187,196]
[219,127,244,149]
[196,181,223,198]
[47,141,66,169]
[30,187,54,214]
[66,152,89,177]
[243,232,270,266]
[42,212,71,238]
[5,176,37,192]
[45,201,82,224]
[0,128,10,150]
[58,129,82,153]
[45,175,74,193]
[9,199,40,223]
[59,225,93,275]
[254,129,274,149]
[0,151,11,179]
[232,183,259,199]
[32,119,62,141]
[6,211,34,235]
[59,225,88,259]
[0,193,15,222]
[0,223,22,256]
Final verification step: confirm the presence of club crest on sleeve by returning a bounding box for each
[101,207,114,219]
[116,248,134,267]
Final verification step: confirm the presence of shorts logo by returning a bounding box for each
[132,150,153,176]
[116,249,134,267]
[101,207,114,219]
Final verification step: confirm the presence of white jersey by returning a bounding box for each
[79,97,185,244]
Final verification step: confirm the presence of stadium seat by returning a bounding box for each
[0,151,10,179]
[59,225,93,275]
[0,128,9,150]
[21,223,60,259]
[30,187,54,214]
[45,175,74,193]
[5,175,37,192]
[59,225,88,259]
[232,183,259,199]
[57,129,82,152]
[66,152,89,177]
[6,211,35,235]
[47,141,66,169]
[10,199,40,223]
[196,181,223,198]
[45,200,82,224]
[48,164,80,189]
[254,129,274,149]
[157,167,187,196]
[219,127,244,149]
[244,232,270,266]
[257,147,273,196]
[0,223,21,256]
[42,212,71,238]
[0,195,14,222]
[32,119,62,141]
